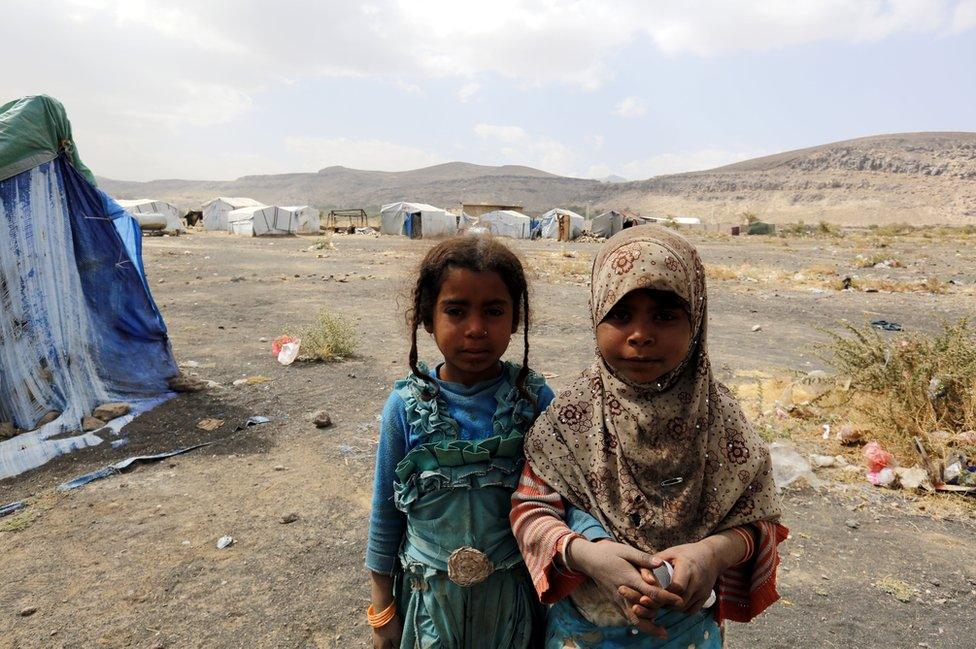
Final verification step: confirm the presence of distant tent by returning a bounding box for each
[747,221,775,235]
[0,95,177,478]
[535,208,584,240]
[591,210,624,238]
[282,205,320,234]
[117,199,184,234]
[478,210,532,239]
[202,197,264,231]
[227,205,298,236]
[380,202,457,238]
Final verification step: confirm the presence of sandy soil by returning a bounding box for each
[2,230,975,648]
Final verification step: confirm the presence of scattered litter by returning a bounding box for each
[258,337,269,343]
[821,424,831,440]
[279,513,299,524]
[217,535,234,549]
[894,466,931,491]
[277,339,301,366]
[863,441,893,473]
[0,501,27,518]
[751,324,762,332]
[837,424,864,446]
[110,438,129,449]
[57,443,213,491]
[237,416,270,431]
[869,467,897,487]
[770,441,822,490]
[809,454,843,468]
[944,461,962,484]
[196,418,224,431]
[870,320,903,331]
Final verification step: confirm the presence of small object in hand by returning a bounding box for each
[651,560,716,609]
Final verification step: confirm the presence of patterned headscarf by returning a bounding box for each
[524,225,780,555]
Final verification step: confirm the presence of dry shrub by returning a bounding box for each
[529,251,592,284]
[820,320,976,461]
[299,309,357,361]
[705,264,740,281]
[802,264,838,277]
[854,251,901,268]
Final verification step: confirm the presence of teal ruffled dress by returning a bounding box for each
[391,362,546,649]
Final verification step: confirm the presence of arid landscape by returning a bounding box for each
[2,228,975,649]
[98,133,976,226]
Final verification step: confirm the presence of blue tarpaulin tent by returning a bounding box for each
[0,95,178,478]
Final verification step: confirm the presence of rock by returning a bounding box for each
[837,424,865,446]
[34,411,61,428]
[0,422,18,440]
[196,418,224,431]
[81,416,106,432]
[279,513,299,524]
[273,465,286,471]
[751,324,762,332]
[259,337,269,343]
[168,374,207,392]
[216,536,234,549]
[19,606,37,617]
[312,410,333,428]
[845,519,860,529]
[93,402,131,421]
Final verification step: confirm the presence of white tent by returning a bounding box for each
[380,202,457,238]
[536,208,584,240]
[202,197,265,231]
[281,205,320,233]
[116,199,184,234]
[478,210,532,239]
[227,205,297,236]
[592,210,625,238]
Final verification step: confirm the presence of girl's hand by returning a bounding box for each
[639,532,744,615]
[371,613,403,649]
[566,539,683,639]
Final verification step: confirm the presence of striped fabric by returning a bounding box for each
[511,464,789,622]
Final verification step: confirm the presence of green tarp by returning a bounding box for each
[0,95,94,184]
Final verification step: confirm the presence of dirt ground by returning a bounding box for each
[2,230,975,649]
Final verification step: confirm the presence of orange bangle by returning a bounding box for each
[367,601,397,628]
[730,527,755,567]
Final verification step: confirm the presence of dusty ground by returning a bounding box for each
[2,230,975,649]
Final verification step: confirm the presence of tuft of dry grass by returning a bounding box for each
[297,309,357,362]
[819,320,976,462]
[528,251,593,285]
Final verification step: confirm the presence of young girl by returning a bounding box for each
[365,234,559,648]
[512,226,789,648]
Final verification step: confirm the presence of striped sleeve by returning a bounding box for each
[715,520,790,623]
[511,463,588,603]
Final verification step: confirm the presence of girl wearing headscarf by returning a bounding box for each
[511,225,788,648]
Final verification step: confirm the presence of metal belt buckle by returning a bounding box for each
[446,546,494,587]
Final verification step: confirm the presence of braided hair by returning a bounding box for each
[407,233,532,404]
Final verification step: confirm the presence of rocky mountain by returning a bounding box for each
[97,133,976,225]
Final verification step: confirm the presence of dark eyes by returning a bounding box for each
[605,309,680,323]
[443,307,506,317]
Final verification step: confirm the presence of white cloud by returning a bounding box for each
[614,97,647,118]
[586,134,605,149]
[457,82,481,102]
[949,0,976,32]
[473,123,578,175]
[283,136,447,172]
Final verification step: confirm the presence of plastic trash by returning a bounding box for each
[217,536,234,549]
[944,462,962,484]
[770,441,822,490]
[0,501,27,518]
[863,441,893,473]
[809,454,838,468]
[277,340,300,365]
[870,320,903,332]
[869,467,896,487]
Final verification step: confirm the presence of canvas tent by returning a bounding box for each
[282,205,320,233]
[478,210,532,239]
[535,208,584,240]
[0,95,178,478]
[227,205,300,236]
[117,199,184,234]
[202,196,265,231]
[591,210,625,238]
[380,202,456,238]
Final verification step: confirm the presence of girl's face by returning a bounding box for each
[596,289,692,384]
[426,267,515,385]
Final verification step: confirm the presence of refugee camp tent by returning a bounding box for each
[591,210,625,238]
[282,205,320,233]
[116,199,184,234]
[202,196,265,231]
[478,210,532,239]
[226,205,299,236]
[0,95,178,478]
[380,202,456,238]
[535,208,584,240]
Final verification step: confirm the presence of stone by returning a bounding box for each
[751,324,762,332]
[93,403,131,421]
[0,422,18,440]
[312,410,333,428]
[34,411,61,428]
[168,374,207,392]
[279,513,299,524]
[845,519,860,529]
[82,416,106,432]
[19,606,37,617]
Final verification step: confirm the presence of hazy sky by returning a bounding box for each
[4,1,975,181]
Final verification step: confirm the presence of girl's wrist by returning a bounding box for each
[700,531,742,573]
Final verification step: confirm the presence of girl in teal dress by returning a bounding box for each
[365,234,562,648]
